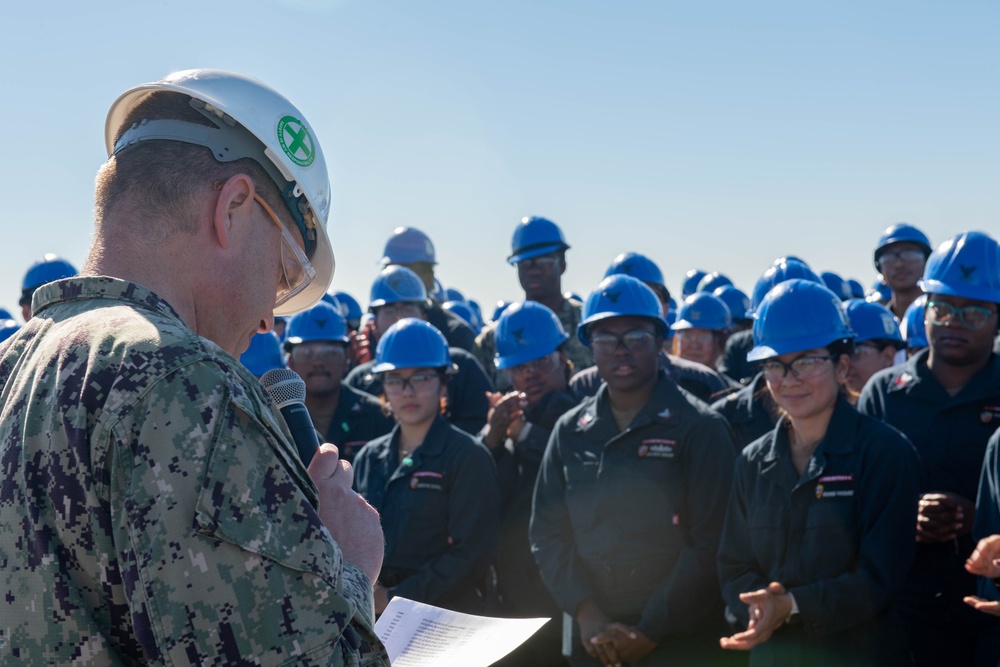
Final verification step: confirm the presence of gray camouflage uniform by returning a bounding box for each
[0,277,388,666]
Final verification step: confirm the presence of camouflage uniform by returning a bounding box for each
[475,297,591,389]
[0,277,388,666]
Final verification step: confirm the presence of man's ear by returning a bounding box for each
[212,174,256,250]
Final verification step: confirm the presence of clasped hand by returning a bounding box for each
[720,582,793,651]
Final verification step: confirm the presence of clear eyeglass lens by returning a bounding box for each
[926,301,995,331]
[253,194,317,309]
[850,344,879,359]
[878,249,925,267]
[294,345,344,361]
[762,356,833,380]
[511,354,555,377]
[519,255,560,270]
[380,303,424,318]
[384,373,438,394]
[591,330,655,353]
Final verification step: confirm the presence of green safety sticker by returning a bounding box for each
[276,115,315,167]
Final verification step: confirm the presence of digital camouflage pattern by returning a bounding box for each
[475,297,591,390]
[0,277,389,666]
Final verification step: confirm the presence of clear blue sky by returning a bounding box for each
[3,0,998,322]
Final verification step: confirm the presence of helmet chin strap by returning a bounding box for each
[111,99,316,259]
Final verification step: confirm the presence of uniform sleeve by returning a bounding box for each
[530,423,597,616]
[789,431,921,638]
[110,362,387,666]
[973,429,1000,602]
[717,453,771,629]
[635,414,736,642]
[390,440,500,606]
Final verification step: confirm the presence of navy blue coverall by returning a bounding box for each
[531,371,737,665]
[719,397,921,666]
[353,414,500,613]
[857,349,1000,666]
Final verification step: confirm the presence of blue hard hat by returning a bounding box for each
[604,252,665,288]
[508,216,570,264]
[0,307,12,320]
[846,278,865,299]
[332,291,363,323]
[919,231,1000,304]
[380,227,436,265]
[0,319,20,344]
[843,299,903,345]
[900,295,929,349]
[443,300,482,334]
[714,285,752,322]
[748,280,855,361]
[874,223,932,269]
[681,269,708,299]
[491,300,512,323]
[495,301,570,369]
[240,332,286,377]
[578,274,668,346]
[373,317,456,373]
[696,272,733,294]
[285,301,351,347]
[22,254,77,292]
[320,292,342,312]
[444,287,466,303]
[369,265,429,310]
[672,292,732,332]
[866,279,892,303]
[750,259,822,315]
[820,271,853,301]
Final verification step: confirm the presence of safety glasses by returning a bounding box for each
[925,300,997,331]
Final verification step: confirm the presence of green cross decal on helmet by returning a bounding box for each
[277,116,315,167]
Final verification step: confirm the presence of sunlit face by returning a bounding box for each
[846,342,897,394]
[763,347,847,424]
[374,302,426,337]
[517,252,564,302]
[672,328,725,368]
[382,367,445,427]
[925,294,999,368]
[590,316,660,395]
[506,351,567,409]
[878,242,926,292]
[287,341,348,397]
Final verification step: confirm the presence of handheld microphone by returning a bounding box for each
[260,368,321,465]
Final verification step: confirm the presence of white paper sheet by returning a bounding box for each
[374,597,549,666]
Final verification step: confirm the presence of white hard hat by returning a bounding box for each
[105,69,334,315]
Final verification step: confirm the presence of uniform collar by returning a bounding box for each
[32,276,184,324]
[577,370,679,434]
[761,397,858,487]
[729,373,767,423]
[886,347,1000,400]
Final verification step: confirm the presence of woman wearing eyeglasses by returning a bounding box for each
[351,318,500,616]
[532,275,739,667]
[718,279,921,666]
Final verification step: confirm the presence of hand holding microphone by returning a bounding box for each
[261,368,384,584]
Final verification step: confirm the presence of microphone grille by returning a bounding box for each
[260,368,307,408]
